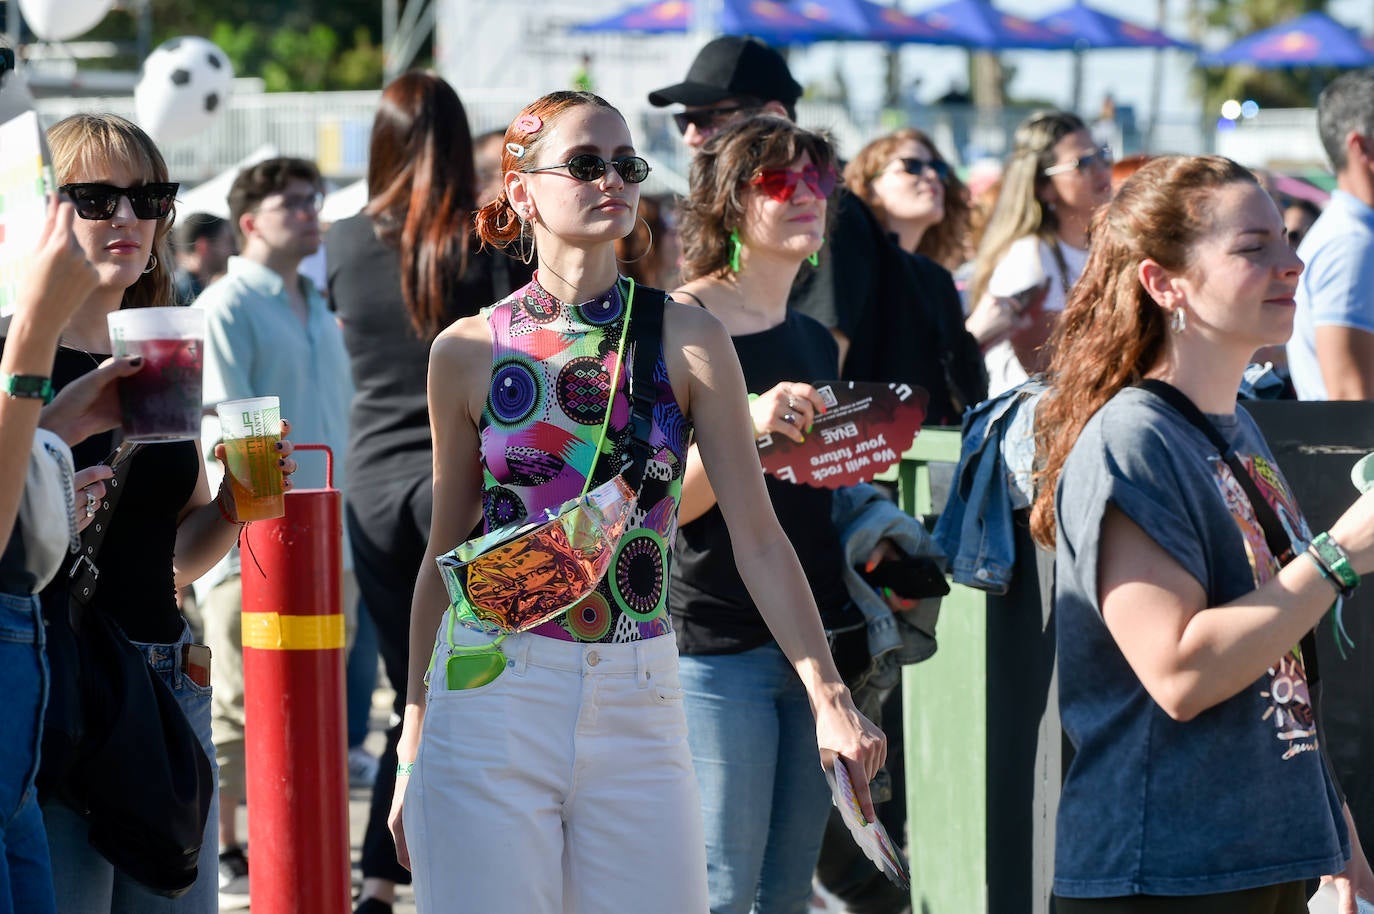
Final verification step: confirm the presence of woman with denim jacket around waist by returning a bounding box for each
[13,114,298,914]
[1034,155,1374,913]
[388,91,885,914]
[667,116,908,914]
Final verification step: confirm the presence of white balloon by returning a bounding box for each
[17,0,112,41]
[134,37,235,146]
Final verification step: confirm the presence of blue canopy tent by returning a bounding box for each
[570,0,951,43]
[911,0,1074,50]
[1199,11,1374,68]
[569,0,865,42]
[1034,1,1195,118]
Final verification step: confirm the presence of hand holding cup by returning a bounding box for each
[214,410,296,524]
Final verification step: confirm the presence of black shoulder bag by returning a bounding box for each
[1139,380,1321,682]
[39,444,214,897]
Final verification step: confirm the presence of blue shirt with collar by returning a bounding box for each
[195,254,355,587]
[1287,189,1374,400]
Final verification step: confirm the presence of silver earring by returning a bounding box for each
[616,216,654,265]
[518,216,534,267]
[143,254,157,275]
[1170,307,1187,334]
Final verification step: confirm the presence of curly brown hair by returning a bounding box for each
[1029,155,1259,548]
[844,127,970,271]
[678,116,836,281]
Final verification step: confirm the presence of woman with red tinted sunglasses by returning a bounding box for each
[390,95,884,914]
[666,116,898,914]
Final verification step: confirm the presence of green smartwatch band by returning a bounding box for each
[0,372,54,404]
[1309,531,1360,599]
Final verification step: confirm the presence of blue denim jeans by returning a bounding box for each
[0,592,56,914]
[679,643,832,914]
[44,624,218,914]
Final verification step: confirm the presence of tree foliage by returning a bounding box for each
[73,0,401,91]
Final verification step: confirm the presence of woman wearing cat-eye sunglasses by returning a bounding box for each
[20,113,298,914]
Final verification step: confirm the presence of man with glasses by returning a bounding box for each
[649,36,952,410]
[193,157,357,903]
[1289,70,1374,401]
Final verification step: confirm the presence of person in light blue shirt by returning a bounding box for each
[193,157,356,899]
[1288,70,1374,401]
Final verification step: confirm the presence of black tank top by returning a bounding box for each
[670,308,856,655]
[47,345,199,643]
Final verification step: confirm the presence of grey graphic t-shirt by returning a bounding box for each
[1053,386,1348,898]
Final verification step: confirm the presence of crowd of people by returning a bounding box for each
[4,30,1374,914]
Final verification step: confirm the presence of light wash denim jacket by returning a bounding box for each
[832,483,944,669]
[932,379,1045,595]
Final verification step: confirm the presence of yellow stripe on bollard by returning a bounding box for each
[241,612,346,651]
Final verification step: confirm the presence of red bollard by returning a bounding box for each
[240,443,350,914]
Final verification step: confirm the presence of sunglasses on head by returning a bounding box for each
[750,165,836,203]
[889,157,951,182]
[526,154,651,185]
[1043,146,1113,177]
[59,182,179,221]
[672,104,752,135]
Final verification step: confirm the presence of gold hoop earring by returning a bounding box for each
[143,255,157,275]
[616,216,654,265]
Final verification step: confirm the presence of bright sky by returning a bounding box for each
[789,0,1374,127]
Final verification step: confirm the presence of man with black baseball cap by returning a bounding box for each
[649,35,801,149]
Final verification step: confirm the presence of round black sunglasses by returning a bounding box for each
[59,182,180,221]
[526,154,651,185]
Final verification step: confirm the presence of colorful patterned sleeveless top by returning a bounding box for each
[472,276,691,643]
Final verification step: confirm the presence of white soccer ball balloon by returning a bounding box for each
[135,37,234,145]
[17,0,112,41]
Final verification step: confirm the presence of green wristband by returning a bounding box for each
[1309,532,1360,599]
[396,762,415,777]
[0,372,53,404]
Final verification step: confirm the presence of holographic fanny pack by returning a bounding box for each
[436,476,636,633]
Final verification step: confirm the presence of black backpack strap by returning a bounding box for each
[1138,379,1321,681]
[621,287,666,494]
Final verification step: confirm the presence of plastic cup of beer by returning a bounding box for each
[106,307,205,442]
[215,396,285,522]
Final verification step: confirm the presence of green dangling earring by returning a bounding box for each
[728,228,743,273]
[806,236,825,268]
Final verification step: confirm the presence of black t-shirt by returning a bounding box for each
[788,190,986,426]
[670,309,857,655]
[326,214,529,489]
[0,342,200,643]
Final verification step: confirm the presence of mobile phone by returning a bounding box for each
[182,643,212,688]
[1006,278,1051,316]
[857,556,950,600]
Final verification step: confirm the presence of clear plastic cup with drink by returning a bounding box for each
[106,307,205,442]
[215,396,285,522]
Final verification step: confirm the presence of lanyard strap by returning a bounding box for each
[1138,379,1321,683]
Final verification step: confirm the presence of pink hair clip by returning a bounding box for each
[506,142,526,159]
[514,114,543,134]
